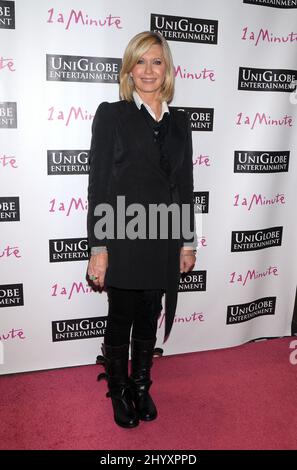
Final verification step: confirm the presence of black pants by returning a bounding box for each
[104,287,164,346]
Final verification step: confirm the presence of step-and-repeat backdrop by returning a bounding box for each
[1,0,297,374]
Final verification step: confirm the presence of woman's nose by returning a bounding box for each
[144,62,153,74]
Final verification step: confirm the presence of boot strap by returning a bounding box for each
[153,347,163,357]
[97,372,108,382]
[131,378,152,394]
[96,354,105,365]
[107,384,131,399]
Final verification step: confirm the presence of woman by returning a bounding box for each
[87,31,197,428]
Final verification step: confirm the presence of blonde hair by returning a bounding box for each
[119,31,175,103]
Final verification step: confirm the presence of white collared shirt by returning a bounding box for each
[133,90,169,122]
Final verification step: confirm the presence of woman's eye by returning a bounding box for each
[154,60,162,65]
[137,59,145,64]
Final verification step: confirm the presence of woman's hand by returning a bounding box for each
[87,252,108,289]
[180,248,196,273]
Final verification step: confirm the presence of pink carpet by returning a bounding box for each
[1,337,296,450]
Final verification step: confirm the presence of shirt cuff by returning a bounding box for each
[91,246,108,255]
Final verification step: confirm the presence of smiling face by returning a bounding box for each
[130,44,167,100]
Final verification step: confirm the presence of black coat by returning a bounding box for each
[87,99,195,339]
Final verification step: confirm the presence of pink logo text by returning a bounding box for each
[0,154,17,168]
[51,282,95,300]
[49,198,88,217]
[158,311,205,329]
[0,328,26,341]
[0,245,21,259]
[236,112,293,130]
[193,154,210,166]
[234,193,285,211]
[242,26,297,47]
[175,65,215,81]
[0,56,15,72]
[47,8,123,30]
[48,107,94,127]
[230,266,278,286]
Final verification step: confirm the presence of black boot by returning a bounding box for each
[102,344,139,428]
[130,338,158,421]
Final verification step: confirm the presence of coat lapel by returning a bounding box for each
[164,109,186,175]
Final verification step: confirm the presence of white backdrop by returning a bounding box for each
[1,0,297,374]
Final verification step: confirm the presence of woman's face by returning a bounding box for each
[131,44,167,98]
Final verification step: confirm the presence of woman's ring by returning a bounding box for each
[90,275,98,281]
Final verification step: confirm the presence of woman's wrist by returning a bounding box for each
[181,248,197,256]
